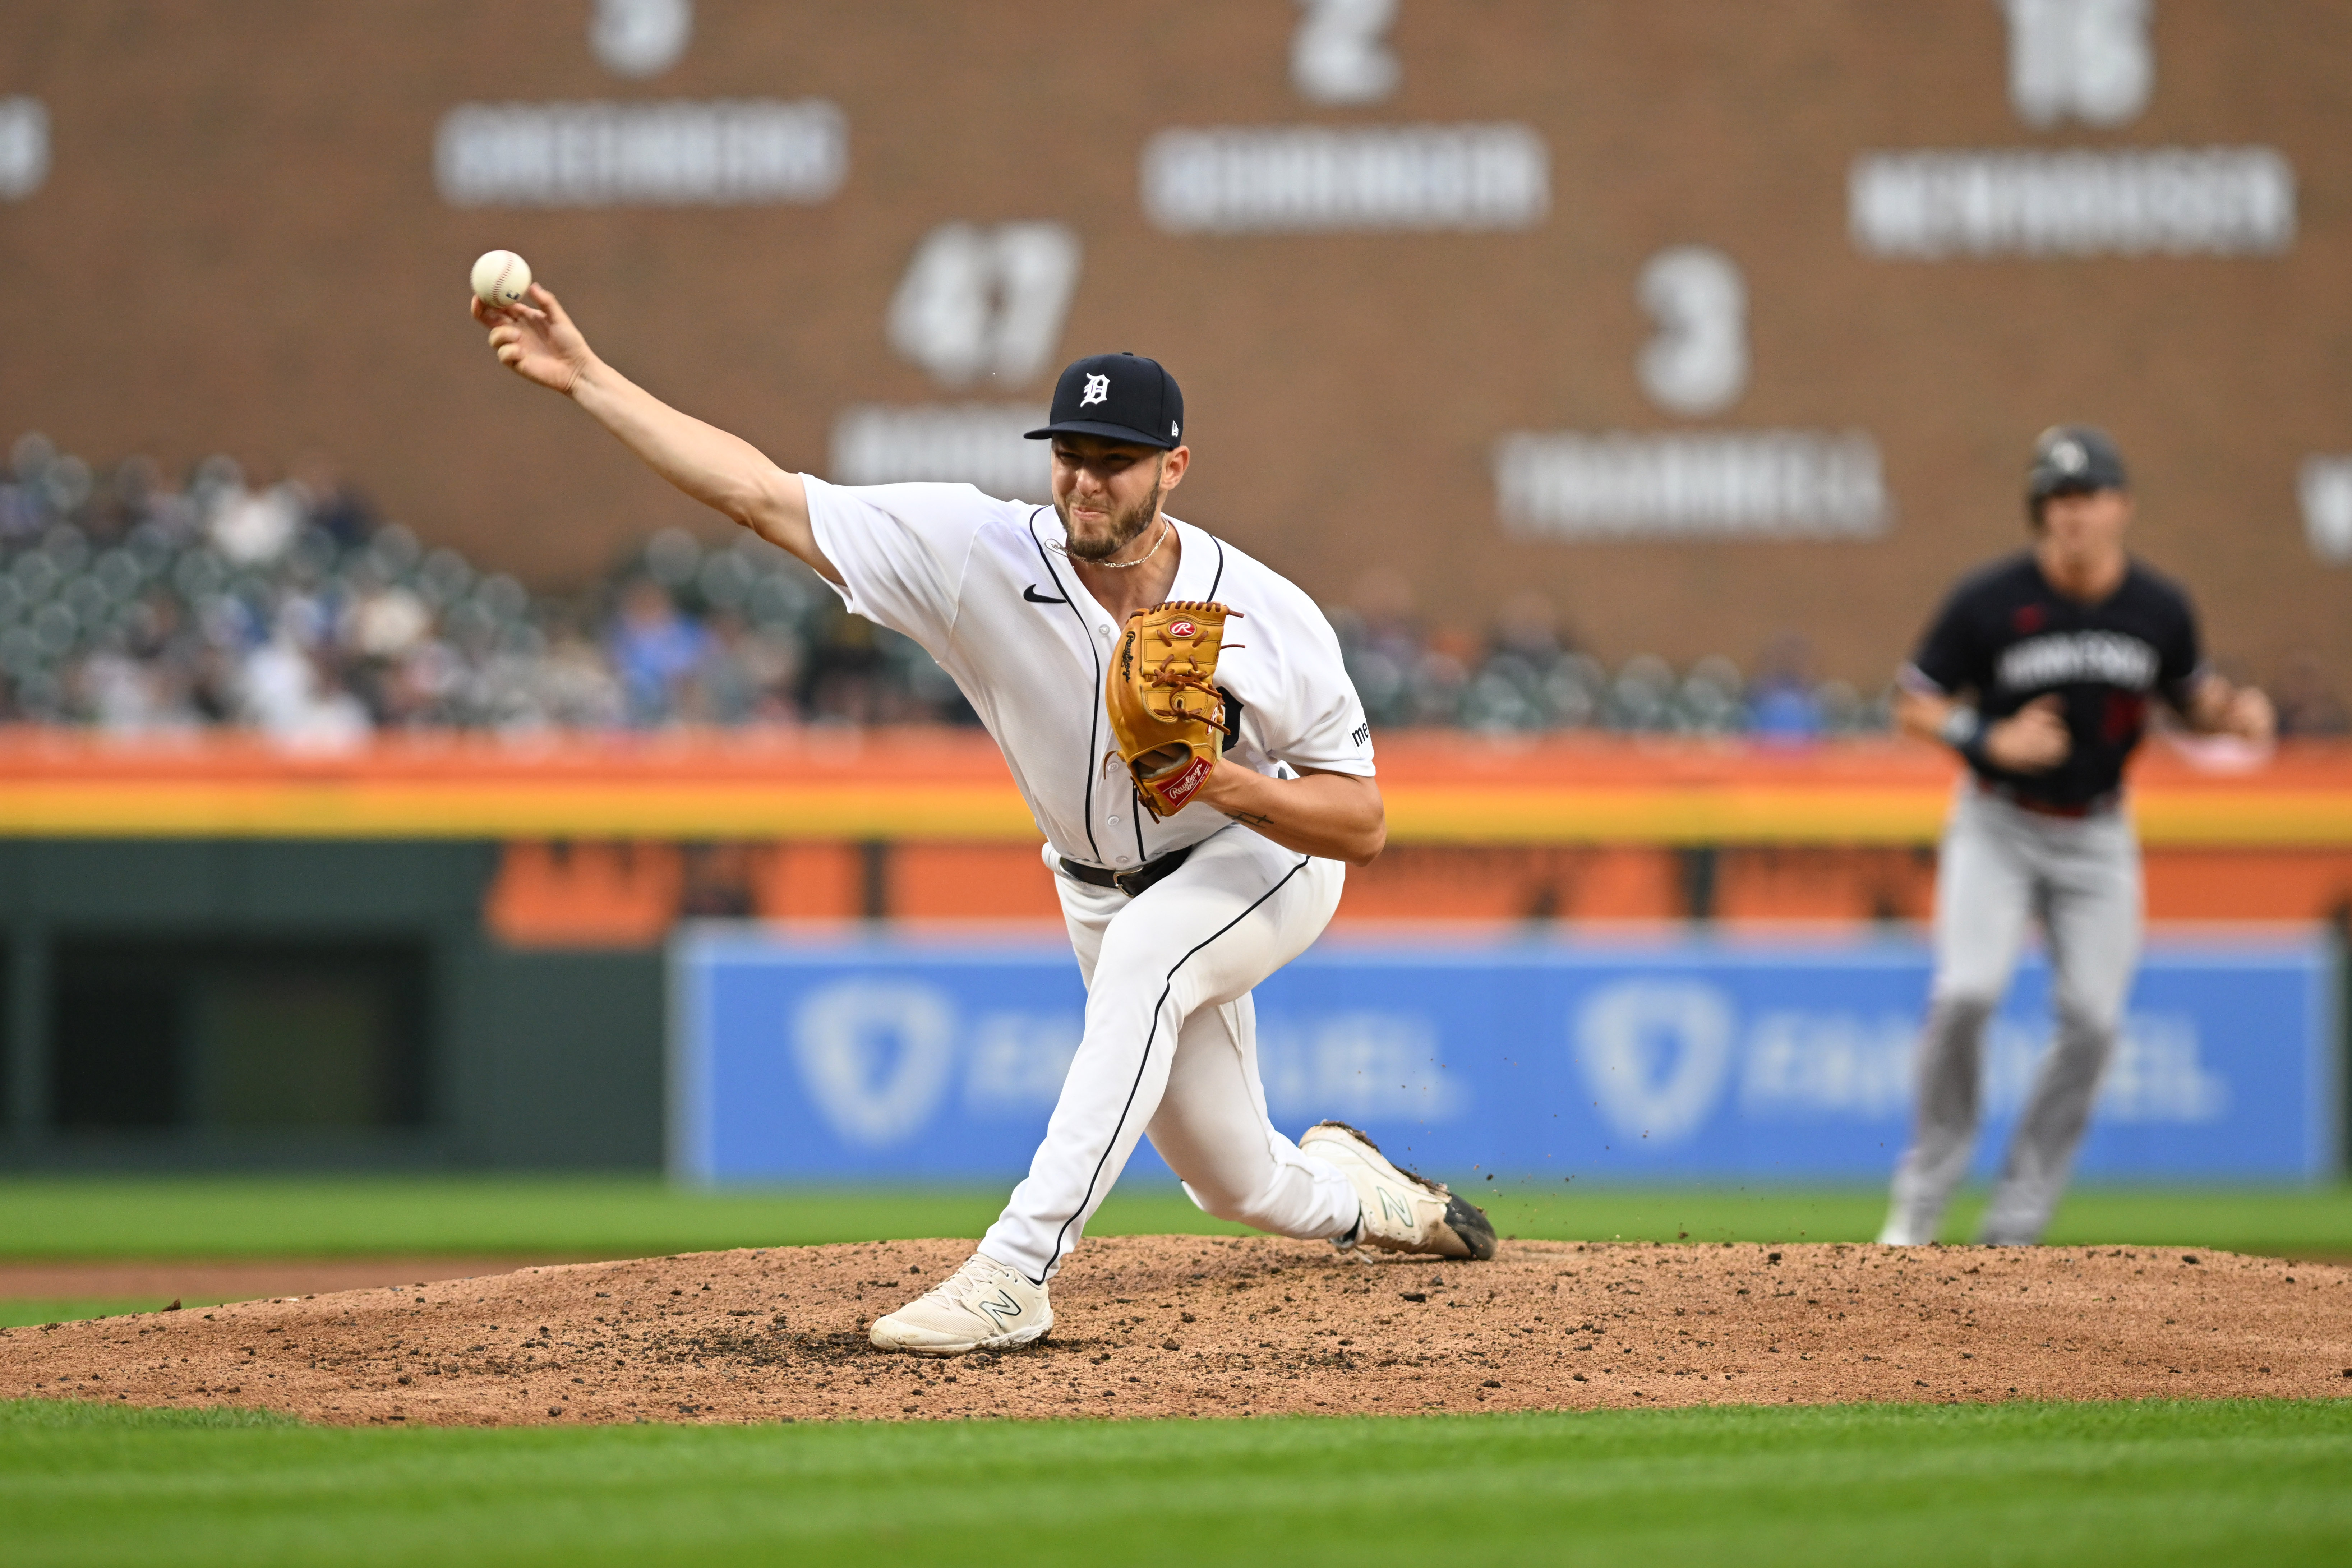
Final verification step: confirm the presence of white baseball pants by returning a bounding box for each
[1881,785,2143,1247]
[979,826,1360,1283]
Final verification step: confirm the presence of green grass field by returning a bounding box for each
[4,1397,2347,1566]
[1,1175,2347,1262]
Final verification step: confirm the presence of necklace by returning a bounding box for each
[1051,515,1170,570]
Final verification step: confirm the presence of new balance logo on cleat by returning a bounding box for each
[868,1252,1053,1357]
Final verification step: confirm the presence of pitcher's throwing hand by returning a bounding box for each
[473,283,591,396]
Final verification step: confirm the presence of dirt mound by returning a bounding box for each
[3,1237,2346,1425]
[0,1258,578,1306]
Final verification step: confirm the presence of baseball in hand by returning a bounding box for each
[471,249,533,308]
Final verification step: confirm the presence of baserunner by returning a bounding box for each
[1879,426,2273,1246]
[471,281,1494,1355]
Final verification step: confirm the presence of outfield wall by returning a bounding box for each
[0,839,661,1171]
[0,734,2343,1173]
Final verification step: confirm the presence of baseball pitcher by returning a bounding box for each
[473,285,1494,1356]
[1879,426,2274,1247]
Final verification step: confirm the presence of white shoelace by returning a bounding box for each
[930,1254,1019,1310]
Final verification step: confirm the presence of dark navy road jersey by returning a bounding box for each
[1906,552,2203,807]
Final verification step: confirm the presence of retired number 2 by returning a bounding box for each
[1292,0,1400,105]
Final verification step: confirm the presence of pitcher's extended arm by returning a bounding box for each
[471,286,835,582]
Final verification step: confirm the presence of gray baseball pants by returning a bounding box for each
[1879,784,2142,1246]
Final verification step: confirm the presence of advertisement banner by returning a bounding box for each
[671,927,2337,1185]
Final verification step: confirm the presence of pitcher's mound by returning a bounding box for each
[2,1236,2345,1425]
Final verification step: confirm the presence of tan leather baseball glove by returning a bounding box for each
[1105,600,1243,819]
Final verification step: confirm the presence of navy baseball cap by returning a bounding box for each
[1025,353,1185,451]
[2028,425,2128,503]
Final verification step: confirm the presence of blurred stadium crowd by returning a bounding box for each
[0,436,2344,743]
[0,435,952,740]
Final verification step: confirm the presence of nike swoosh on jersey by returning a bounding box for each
[1023,584,1069,604]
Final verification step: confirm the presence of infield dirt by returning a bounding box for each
[2,1237,2346,1425]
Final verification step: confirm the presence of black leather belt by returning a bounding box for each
[1978,779,2118,819]
[1059,843,1195,897]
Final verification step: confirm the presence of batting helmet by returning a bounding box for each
[2026,425,2128,521]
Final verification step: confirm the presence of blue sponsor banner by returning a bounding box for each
[671,926,2337,1184]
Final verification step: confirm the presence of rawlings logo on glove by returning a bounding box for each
[1106,600,1242,819]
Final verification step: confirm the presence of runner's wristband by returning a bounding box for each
[1938,707,1993,770]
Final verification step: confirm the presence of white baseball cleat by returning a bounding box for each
[868,1251,1052,1356]
[1301,1120,1497,1261]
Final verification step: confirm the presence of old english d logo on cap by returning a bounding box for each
[1027,353,1185,451]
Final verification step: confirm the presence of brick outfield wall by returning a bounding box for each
[1,1,2349,686]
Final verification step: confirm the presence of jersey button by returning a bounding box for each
[1107,813,1122,825]
[1112,854,1133,865]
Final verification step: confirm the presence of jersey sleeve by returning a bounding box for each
[2156,587,2205,711]
[801,478,1002,650]
[1905,584,1989,697]
[1242,585,1376,778]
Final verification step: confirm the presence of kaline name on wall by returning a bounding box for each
[830,406,1047,503]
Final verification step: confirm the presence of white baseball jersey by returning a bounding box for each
[802,478,1375,870]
